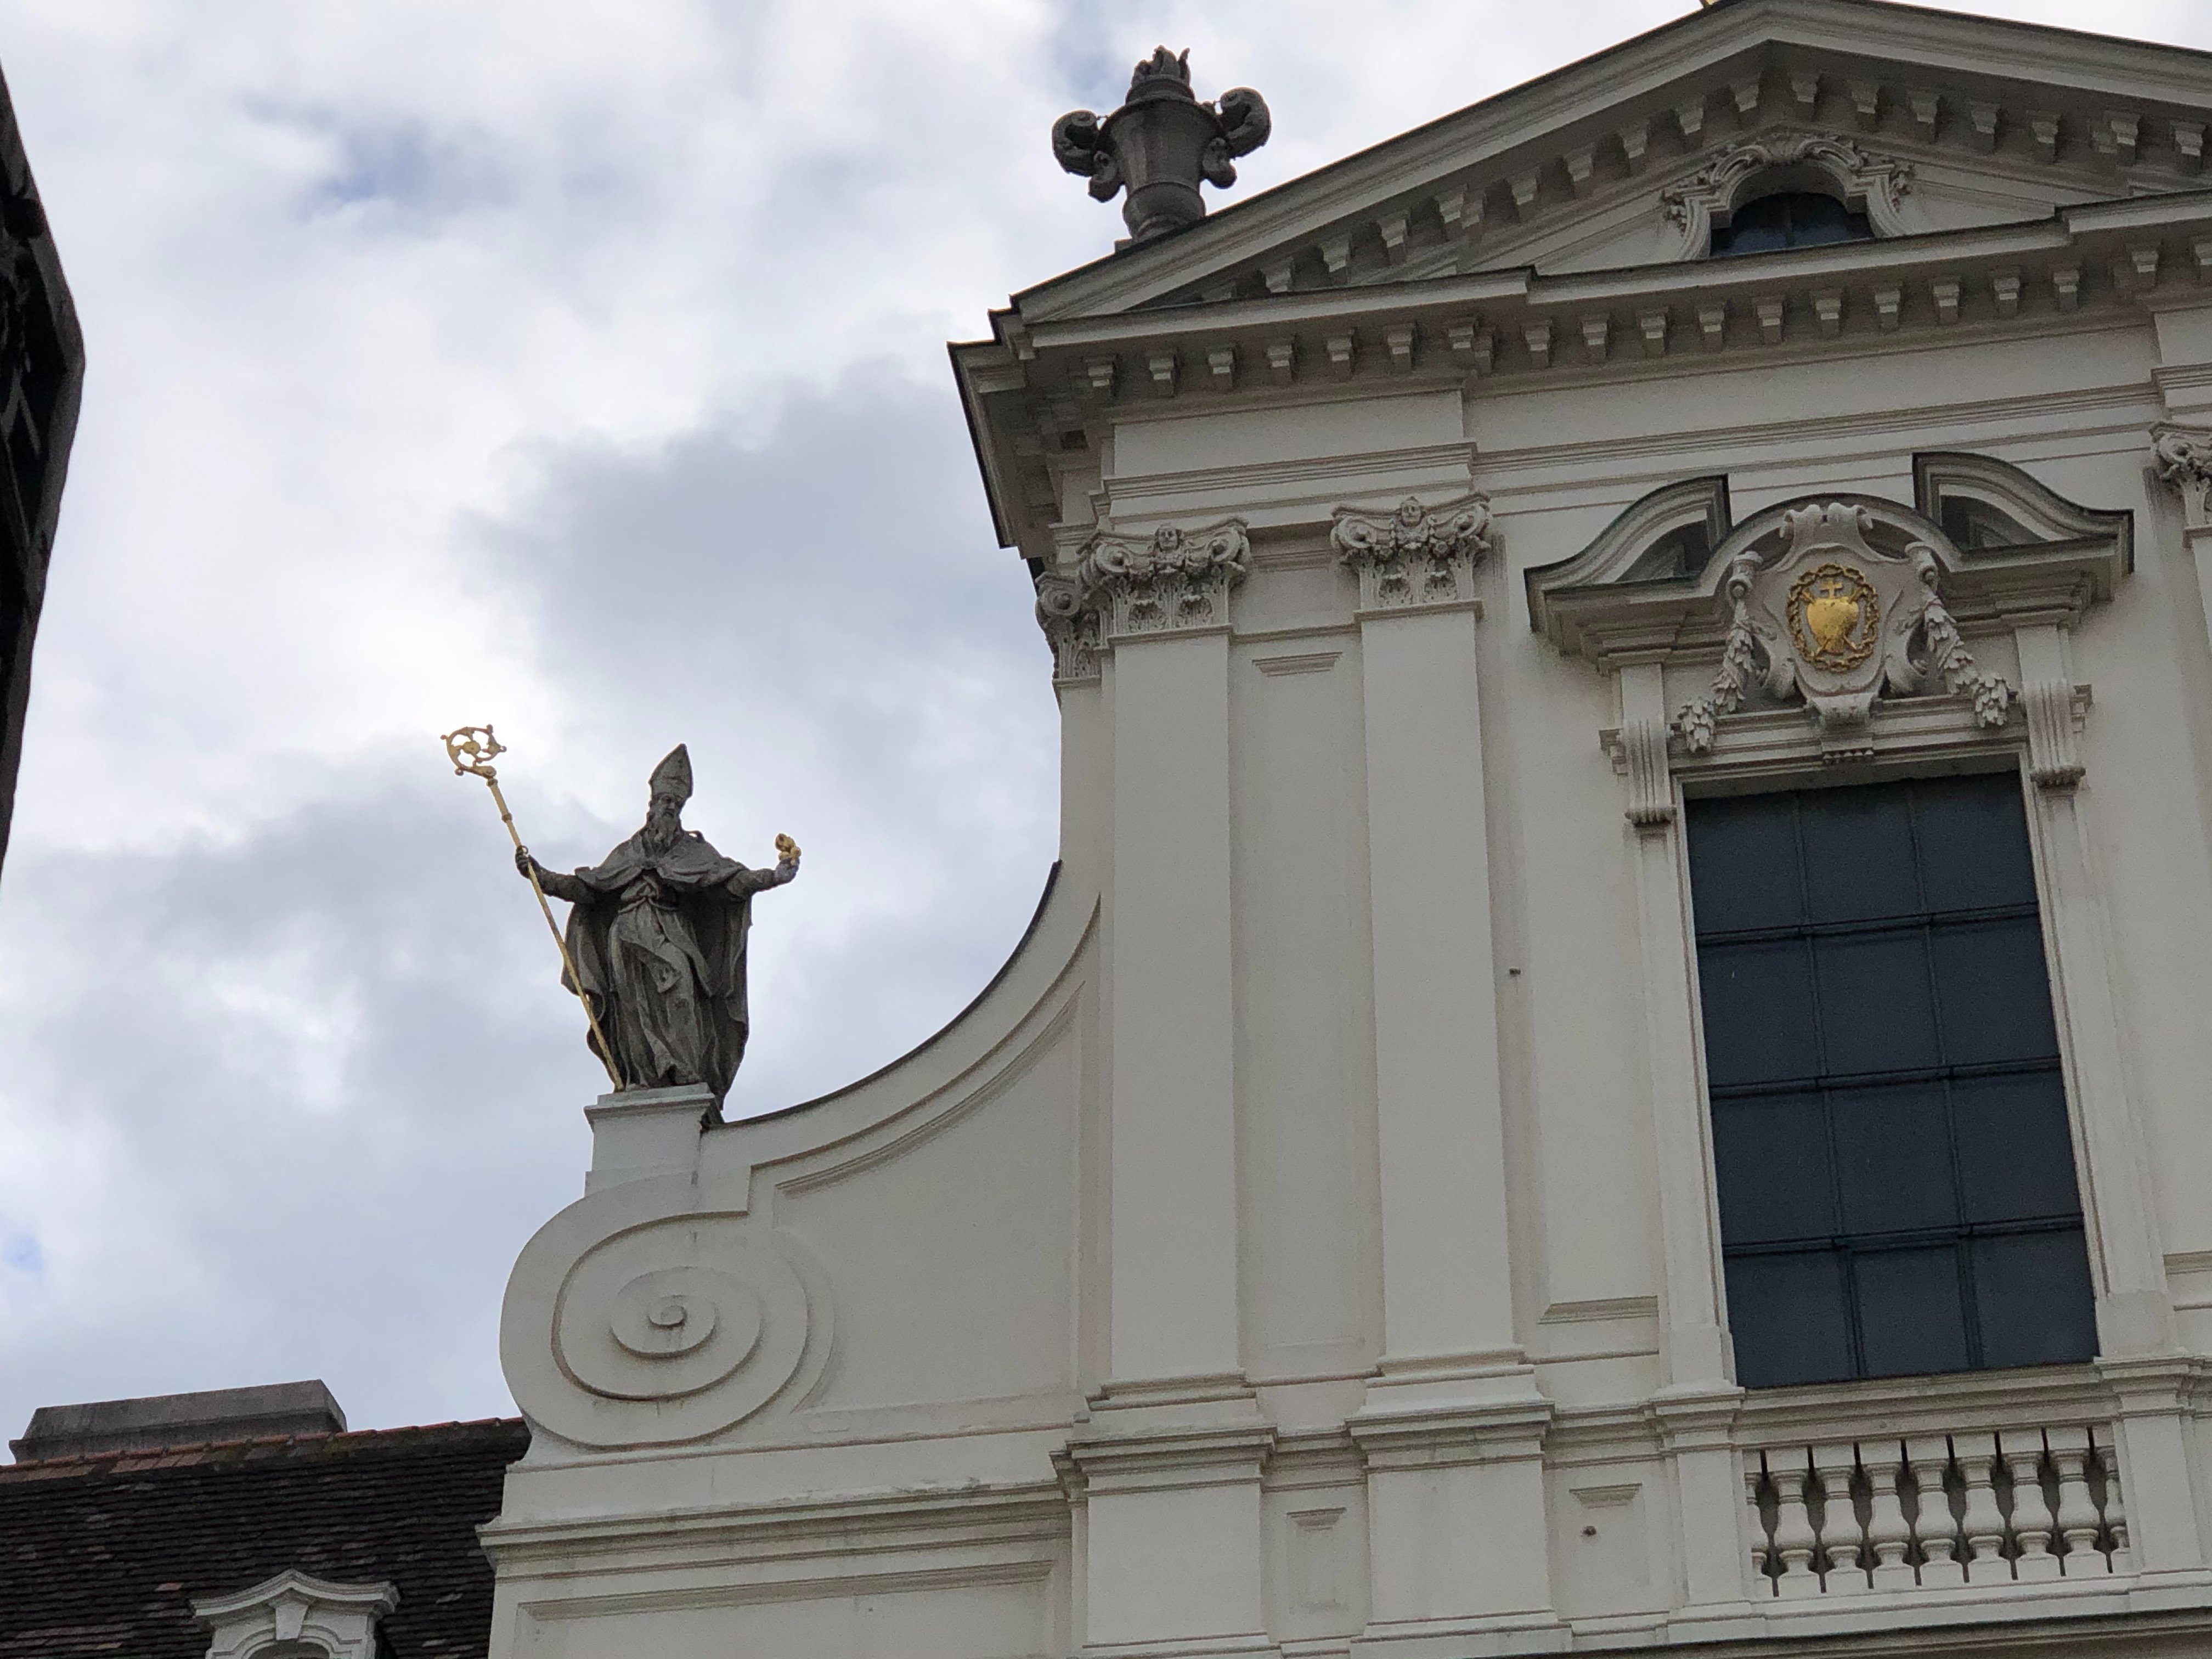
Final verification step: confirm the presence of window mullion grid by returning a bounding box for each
[1790,797,1867,1381]
[1903,786,1985,1373]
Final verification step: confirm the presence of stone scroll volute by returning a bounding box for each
[503,1183,834,1449]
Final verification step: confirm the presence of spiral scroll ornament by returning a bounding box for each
[512,1211,833,1448]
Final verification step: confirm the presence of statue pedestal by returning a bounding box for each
[582,1085,713,1193]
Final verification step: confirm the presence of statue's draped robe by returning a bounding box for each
[553,830,781,1104]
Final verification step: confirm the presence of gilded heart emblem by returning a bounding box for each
[1787,563,1878,670]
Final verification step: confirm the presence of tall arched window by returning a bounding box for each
[1711,190,1873,257]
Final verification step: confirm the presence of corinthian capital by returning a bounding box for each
[2152,423,2212,528]
[1031,520,1250,681]
[1034,572,1103,685]
[1331,493,1494,611]
[1075,520,1249,640]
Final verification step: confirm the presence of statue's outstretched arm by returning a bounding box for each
[727,855,798,897]
[516,846,588,903]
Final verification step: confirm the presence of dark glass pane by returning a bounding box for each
[1831,1082,1957,1234]
[1798,785,1918,923]
[1688,795,1803,933]
[1700,939,1819,1086]
[1951,1074,2081,1222]
[1713,201,1791,256]
[1728,1250,1853,1386]
[1712,1093,1835,1244]
[1856,1245,1973,1376]
[1973,1229,2098,1368]
[1689,775,2087,1390]
[1913,775,2036,911]
[1931,919,2060,1064]
[1709,191,1872,257]
[1814,932,1940,1075]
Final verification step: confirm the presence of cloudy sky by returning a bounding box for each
[0,0,2205,1440]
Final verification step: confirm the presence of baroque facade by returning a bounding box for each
[484,3,2212,1656]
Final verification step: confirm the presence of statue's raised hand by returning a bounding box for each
[515,845,539,880]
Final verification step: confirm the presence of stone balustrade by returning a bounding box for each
[1746,1424,2132,1596]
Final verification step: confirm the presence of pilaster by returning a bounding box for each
[1613,660,1734,1389]
[1093,521,1248,1386]
[2153,422,2212,667]
[1347,1397,1564,1652]
[1645,1387,1754,1620]
[1062,1396,1278,1659]
[1333,496,1562,1650]
[1334,496,1525,1394]
[2012,622,2177,1358]
[2097,1355,2210,1583]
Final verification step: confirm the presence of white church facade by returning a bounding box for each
[482,2,2212,1655]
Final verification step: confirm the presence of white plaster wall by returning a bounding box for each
[1230,623,1381,1379]
[489,157,2212,1659]
[776,1020,1083,1414]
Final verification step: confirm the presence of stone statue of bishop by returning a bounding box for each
[517,744,797,1106]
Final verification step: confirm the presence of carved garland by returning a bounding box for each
[2152,422,2212,529]
[1661,133,1912,257]
[1035,520,1251,684]
[1330,493,1494,610]
[1674,503,2012,758]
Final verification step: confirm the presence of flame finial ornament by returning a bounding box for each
[1053,49,1271,244]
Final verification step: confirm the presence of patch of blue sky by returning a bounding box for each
[249,101,516,222]
[3,1234,43,1275]
[1043,0,1138,112]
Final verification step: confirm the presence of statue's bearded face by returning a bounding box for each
[644,791,684,853]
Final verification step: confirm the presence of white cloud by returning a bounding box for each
[0,0,2204,1435]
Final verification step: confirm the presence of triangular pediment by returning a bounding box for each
[1016,0,2211,322]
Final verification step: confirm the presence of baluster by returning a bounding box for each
[1906,1434,1964,1587]
[1953,1431,2012,1584]
[2047,1426,2108,1577]
[1863,1438,1915,1591]
[2002,1429,2061,1581]
[1770,1448,1823,1598]
[1812,1442,1867,1593]
[1747,1459,1775,1594]
[2094,1424,2134,1575]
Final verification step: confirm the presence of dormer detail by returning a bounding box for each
[1661,132,1912,258]
[193,1570,398,1659]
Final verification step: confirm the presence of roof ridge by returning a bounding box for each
[0,1414,525,1475]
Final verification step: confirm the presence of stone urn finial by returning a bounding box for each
[1052,48,1271,245]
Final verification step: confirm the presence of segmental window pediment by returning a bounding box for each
[1526,452,2129,771]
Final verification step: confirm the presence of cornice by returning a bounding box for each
[1013,0,2212,325]
[1015,193,2211,359]
[964,194,2204,560]
[479,1479,1071,1572]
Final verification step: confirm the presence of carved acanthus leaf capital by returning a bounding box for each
[1331,493,1494,611]
[1033,520,1250,680]
[1035,572,1102,685]
[2152,423,2212,528]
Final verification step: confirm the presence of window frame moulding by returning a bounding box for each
[196,1570,400,1659]
[1526,454,2130,780]
[1661,132,1914,261]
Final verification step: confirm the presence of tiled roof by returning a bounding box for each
[0,1417,529,1659]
